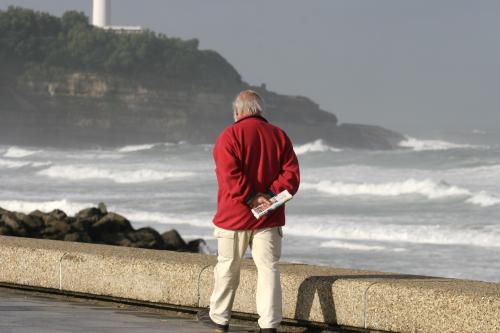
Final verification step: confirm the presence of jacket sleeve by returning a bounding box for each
[270,134,300,196]
[213,132,254,204]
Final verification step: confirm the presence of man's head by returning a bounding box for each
[232,90,265,122]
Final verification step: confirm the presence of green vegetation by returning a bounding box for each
[0,6,242,86]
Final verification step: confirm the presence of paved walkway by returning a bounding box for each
[0,287,259,333]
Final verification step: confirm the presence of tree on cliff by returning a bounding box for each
[0,6,242,86]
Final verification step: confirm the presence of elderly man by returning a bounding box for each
[197,90,300,333]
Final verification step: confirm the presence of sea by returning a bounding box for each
[1,129,499,282]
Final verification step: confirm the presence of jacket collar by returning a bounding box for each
[234,115,268,124]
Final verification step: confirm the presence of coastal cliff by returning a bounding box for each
[0,7,404,149]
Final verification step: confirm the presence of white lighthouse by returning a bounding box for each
[92,0,110,28]
[91,0,142,32]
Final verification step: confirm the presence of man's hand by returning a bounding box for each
[248,193,272,209]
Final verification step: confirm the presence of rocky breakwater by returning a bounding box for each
[0,203,206,253]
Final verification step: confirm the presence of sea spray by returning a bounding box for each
[294,139,342,155]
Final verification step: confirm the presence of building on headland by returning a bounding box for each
[91,0,143,33]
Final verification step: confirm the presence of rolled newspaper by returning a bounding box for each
[251,190,293,219]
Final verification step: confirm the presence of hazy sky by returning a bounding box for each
[2,0,499,134]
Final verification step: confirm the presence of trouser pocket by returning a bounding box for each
[214,226,236,259]
[252,226,282,261]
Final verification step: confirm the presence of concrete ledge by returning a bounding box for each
[1,235,499,332]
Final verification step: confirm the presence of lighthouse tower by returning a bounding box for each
[91,0,142,32]
[92,0,111,28]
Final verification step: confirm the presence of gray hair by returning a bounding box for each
[232,90,265,119]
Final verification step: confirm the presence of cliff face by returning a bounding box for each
[0,66,403,149]
[0,7,404,149]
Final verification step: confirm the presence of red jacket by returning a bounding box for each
[212,115,300,230]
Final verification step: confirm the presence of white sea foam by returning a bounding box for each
[117,143,157,153]
[113,209,500,249]
[284,217,500,248]
[301,178,500,207]
[37,165,196,183]
[120,209,212,228]
[301,178,469,199]
[294,139,342,155]
[319,240,388,251]
[398,136,482,151]
[4,146,41,158]
[0,158,51,169]
[0,199,92,215]
[0,159,31,168]
[466,191,500,207]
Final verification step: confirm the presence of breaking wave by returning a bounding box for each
[0,158,51,169]
[301,178,500,207]
[112,209,500,249]
[0,199,92,215]
[117,143,157,153]
[294,139,342,155]
[119,209,212,228]
[285,217,500,248]
[398,136,484,151]
[3,146,41,158]
[465,191,500,207]
[319,240,401,251]
[36,165,196,183]
[116,142,179,153]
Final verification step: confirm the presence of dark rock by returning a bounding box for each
[64,232,92,243]
[76,207,103,221]
[29,210,55,224]
[0,224,12,236]
[65,216,76,224]
[3,213,28,237]
[97,202,107,215]
[0,206,10,221]
[91,213,133,235]
[71,218,93,232]
[48,209,67,221]
[14,212,42,233]
[96,232,132,247]
[64,232,82,242]
[29,209,48,220]
[127,227,165,249]
[42,219,71,239]
[0,205,208,254]
[187,239,208,253]
[161,229,188,251]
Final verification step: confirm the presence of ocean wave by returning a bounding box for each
[466,191,500,207]
[36,165,196,183]
[398,136,484,151]
[285,218,500,248]
[319,240,393,251]
[119,209,212,228]
[116,209,500,248]
[294,139,342,155]
[3,146,41,158]
[0,199,92,215]
[117,143,157,153]
[0,158,51,169]
[301,178,500,207]
[0,159,31,168]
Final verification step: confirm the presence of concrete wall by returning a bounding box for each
[0,235,498,332]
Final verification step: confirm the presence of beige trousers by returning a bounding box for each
[209,225,283,329]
